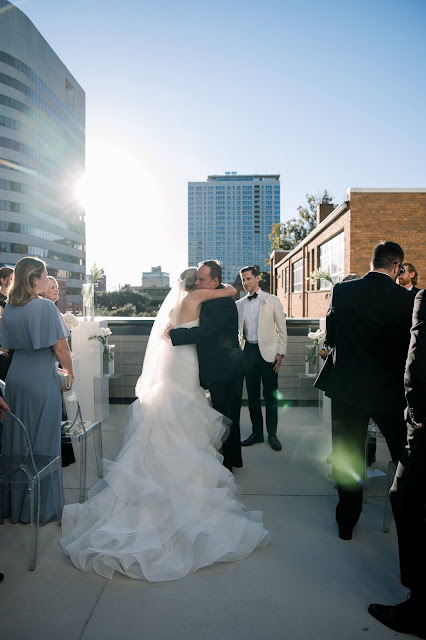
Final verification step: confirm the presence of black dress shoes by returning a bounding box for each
[241,434,264,446]
[268,435,282,451]
[338,525,353,540]
[368,601,426,638]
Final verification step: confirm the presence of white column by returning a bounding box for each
[70,319,109,422]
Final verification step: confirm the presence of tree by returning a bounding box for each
[96,285,151,314]
[269,189,334,252]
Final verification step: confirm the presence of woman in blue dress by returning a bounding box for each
[0,257,74,524]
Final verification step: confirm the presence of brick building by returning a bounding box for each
[273,188,426,318]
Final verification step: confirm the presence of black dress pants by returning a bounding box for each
[331,399,406,529]
[390,424,426,599]
[209,368,243,470]
[244,342,278,438]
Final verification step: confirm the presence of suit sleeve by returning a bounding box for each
[274,297,287,355]
[170,298,235,346]
[324,284,337,349]
[405,290,426,425]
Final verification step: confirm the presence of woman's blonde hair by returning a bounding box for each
[8,256,47,307]
[179,267,197,291]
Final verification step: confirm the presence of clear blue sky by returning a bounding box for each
[15,0,426,288]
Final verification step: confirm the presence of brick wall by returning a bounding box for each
[349,191,426,284]
[275,190,426,318]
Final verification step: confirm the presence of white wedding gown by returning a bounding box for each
[61,320,270,581]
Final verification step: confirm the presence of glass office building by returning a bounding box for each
[0,0,85,310]
[188,173,280,283]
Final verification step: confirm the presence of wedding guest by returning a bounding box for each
[0,267,14,381]
[0,257,73,524]
[40,275,76,467]
[236,266,287,452]
[398,262,420,297]
[369,289,426,637]
[42,275,59,303]
[315,242,413,540]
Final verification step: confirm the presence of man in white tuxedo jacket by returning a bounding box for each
[236,266,287,451]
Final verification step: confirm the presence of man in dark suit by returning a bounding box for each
[399,261,421,297]
[170,260,243,471]
[369,290,426,637]
[315,241,413,540]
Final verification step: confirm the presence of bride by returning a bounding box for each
[61,268,270,581]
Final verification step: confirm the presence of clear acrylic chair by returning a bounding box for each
[364,419,396,533]
[61,393,103,503]
[0,411,63,570]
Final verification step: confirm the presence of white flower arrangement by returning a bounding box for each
[83,263,103,306]
[88,327,114,362]
[62,312,79,331]
[308,329,326,343]
[307,269,334,288]
[306,329,326,365]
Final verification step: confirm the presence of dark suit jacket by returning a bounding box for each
[405,290,426,426]
[170,295,242,386]
[408,285,421,298]
[315,271,414,412]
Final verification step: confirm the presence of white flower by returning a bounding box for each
[62,312,79,331]
[308,329,326,343]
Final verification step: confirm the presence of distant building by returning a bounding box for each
[188,173,281,283]
[96,269,107,292]
[141,266,170,288]
[273,188,426,318]
[0,1,86,311]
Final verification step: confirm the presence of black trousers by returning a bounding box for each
[331,399,407,529]
[244,342,278,438]
[390,424,426,598]
[209,369,243,470]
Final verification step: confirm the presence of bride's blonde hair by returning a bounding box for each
[179,267,197,291]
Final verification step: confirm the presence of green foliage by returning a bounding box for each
[110,303,137,317]
[96,285,151,314]
[259,272,270,291]
[270,190,334,252]
[94,306,110,316]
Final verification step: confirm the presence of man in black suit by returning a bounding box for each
[315,241,413,540]
[170,260,243,471]
[399,261,421,297]
[369,290,426,637]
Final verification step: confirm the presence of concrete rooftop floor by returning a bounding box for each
[0,404,408,640]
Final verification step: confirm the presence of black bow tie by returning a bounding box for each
[248,292,258,301]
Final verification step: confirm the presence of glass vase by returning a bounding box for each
[82,283,94,321]
[103,344,115,377]
[305,344,318,376]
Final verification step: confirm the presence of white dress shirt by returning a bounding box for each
[243,289,261,343]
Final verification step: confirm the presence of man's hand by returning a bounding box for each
[273,354,284,373]
[0,348,9,358]
[0,396,10,420]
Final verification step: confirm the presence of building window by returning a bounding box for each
[319,232,344,289]
[285,266,289,293]
[292,259,303,292]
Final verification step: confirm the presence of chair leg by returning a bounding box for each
[52,466,64,524]
[28,481,39,571]
[93,424,103,478]
[79,435,87,503]
[363,438,369,504]
[382,461,396,533]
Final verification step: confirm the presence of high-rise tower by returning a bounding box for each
[0,0,85,310]
[188,173,280,283]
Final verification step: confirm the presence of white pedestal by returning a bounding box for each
[70,319,109,422]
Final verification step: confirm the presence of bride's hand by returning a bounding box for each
[163,323,173,340]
